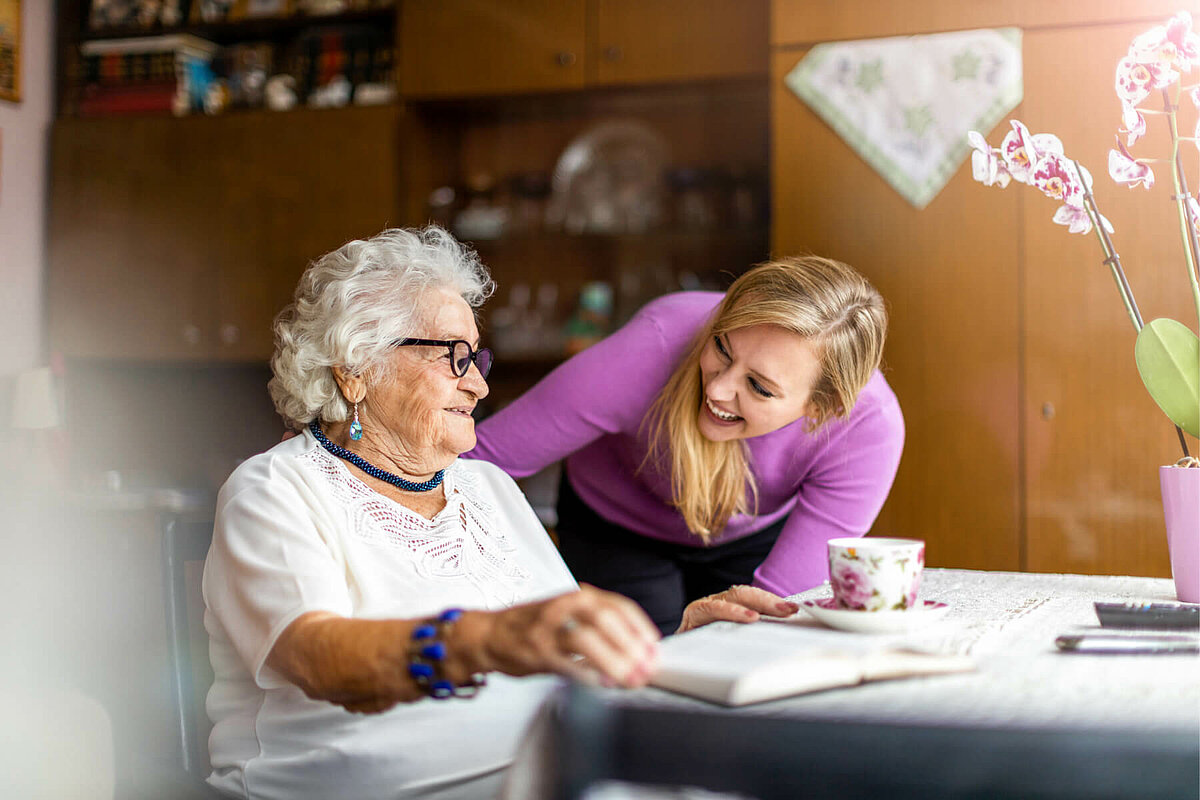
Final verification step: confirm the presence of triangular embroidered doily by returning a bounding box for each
[786,28,1023,209]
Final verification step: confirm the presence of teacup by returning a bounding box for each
[827,537,925,611]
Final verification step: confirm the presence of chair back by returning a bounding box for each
[161,516,216,781]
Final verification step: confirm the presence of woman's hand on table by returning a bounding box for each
[676,585,799,634]
[457,584,661,689]
[268,586,661,715]
[268,585,794,715]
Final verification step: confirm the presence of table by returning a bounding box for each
[514,569,1200,799]
[757,568,1197,732]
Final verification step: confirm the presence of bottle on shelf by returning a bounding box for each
[563,281,613,356]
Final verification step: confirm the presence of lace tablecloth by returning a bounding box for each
[636,569,1200,733]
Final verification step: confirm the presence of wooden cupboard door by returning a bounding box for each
[770,49,1023,571]
[48,107,400,363]
[1020,23,1199,578]
[399,0,587,98]
[48,116,212,360]
[202,106,401,362]
[590,0,768,86]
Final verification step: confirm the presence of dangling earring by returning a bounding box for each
[349,401,363,441]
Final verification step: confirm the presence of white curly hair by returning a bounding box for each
[269,226,494,429]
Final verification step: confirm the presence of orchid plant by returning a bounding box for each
[969,9,1200,464]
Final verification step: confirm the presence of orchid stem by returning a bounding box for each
[1163,88,1200,336]
[1076,157,1190,458]
[1164,87,1200,459]
[1075,160,1143,331]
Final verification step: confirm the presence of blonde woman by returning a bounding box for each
[470,256,904,634]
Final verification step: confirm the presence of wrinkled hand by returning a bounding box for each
[464,584,661,688]
[676,585,799,634]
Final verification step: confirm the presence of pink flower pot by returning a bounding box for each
[1160,465,1200,603]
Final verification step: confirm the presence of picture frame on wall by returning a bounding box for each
[0,0,19,103]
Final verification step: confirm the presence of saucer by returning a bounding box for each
[801,598,950,634]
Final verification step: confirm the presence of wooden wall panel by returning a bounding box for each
[1020,23,1199,577]
[770,49,1023,571]
[769,2,1199,577]
[772,0,1197,47]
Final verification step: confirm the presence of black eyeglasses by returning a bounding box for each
[393,338,494,379]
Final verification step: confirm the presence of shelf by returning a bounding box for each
[79,8,394,45]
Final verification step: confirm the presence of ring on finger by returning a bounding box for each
[559,617,580,636]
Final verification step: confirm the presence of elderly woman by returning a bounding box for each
[202,227,796,800]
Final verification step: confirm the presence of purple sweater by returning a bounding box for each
[467,292,905,596]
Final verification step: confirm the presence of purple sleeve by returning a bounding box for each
[751,392,906,596]
[467,307,673,478]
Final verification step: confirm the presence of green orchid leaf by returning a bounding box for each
[1134,318,1199,438]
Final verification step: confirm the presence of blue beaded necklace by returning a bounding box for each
[309,420,446,493]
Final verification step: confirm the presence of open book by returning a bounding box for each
[651,620,974,706]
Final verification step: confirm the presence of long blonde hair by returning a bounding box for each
[644,255,887,541]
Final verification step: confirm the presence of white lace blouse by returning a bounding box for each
[202,429,577,800]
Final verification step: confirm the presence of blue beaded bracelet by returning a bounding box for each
[407,608,486,700]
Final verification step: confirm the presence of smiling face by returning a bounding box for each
[363,287,489,469]
[695,323,822,442]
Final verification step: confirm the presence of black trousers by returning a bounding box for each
[555,471,785,635]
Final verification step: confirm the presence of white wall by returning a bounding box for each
[0,1,53,376]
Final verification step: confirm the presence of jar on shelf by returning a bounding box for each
[453,174,508,241]
[426,185,460,230]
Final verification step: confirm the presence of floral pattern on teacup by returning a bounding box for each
[828,541,924,612]
[830,560,874,608]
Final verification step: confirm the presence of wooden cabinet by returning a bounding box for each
[590,0,768,86]
[399,0,767,98]
[770,0,1199,577]
[47,105,400,361]
[399,0,588,97]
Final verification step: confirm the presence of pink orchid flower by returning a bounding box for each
[1126,11,1200,80]
[1000,120,1063,184]
[1192,87,1200,150]
[1187,196,1200,236]
[967,130,1011,187]
[1120,103,1147,146]
[1167,10,1200,67]
[967,120,1113,239]
[1115,55,1169,107]
[1108,140,1155,189]
[1031,152,1087,208]
[1052,204,1113,236]
[1130,10,1200,74]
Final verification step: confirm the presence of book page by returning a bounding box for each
[652,621,973,706]
[652,621,885,705]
